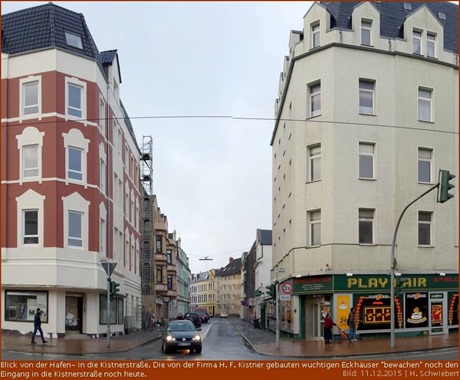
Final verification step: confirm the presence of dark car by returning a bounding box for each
[184,312,201,328]
[195,309,210,323]
[161,320,202,354]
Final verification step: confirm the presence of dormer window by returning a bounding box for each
[65,32,83,49]
[403,3,412,11]
[311,23,320,49]
[438,12,446,21]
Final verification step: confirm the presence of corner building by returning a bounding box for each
[271,2,458,339]
[1,3,142,337]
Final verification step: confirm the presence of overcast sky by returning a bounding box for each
[2,1,312,274]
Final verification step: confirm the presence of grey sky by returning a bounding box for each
[1,1,312,273]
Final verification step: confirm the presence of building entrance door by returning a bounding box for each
[429,293,446,335]
[304,297,323,338]
[65,295,83,334]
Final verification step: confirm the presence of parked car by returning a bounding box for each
[220,311,228,318]
[195,308,210,323]
[161,319,202,354]
[184,312,202,328]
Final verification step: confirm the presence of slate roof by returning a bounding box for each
[2,2,102,60]
[216,258,242,277]
[320,1,458,53]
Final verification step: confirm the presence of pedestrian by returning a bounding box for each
[151,312,156,328]
[323,312,336,344]
[31,308,47,344]
[176,313,184,320]
[347,307,357,342]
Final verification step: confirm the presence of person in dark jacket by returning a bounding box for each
[31,308,47,344]
[323,312,336,344]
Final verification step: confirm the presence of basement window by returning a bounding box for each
[65,32,83,49]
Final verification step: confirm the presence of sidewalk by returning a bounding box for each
[1,319,458,357]
[233,318,459,358]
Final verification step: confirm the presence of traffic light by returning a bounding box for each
[109,279,120,301]
[265,284,276,299]
[438,169,456,203]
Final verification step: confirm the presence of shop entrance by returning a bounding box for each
[429,293,446,335]
[65,295,83,334]
[304,297,323,338]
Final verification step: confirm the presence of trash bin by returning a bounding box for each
[253,319,260,329]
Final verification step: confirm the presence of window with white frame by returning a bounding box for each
[100,158,106,193]
[418,211,432,246]
[418,87,432,122]
[359,79,375,115]
[418,148,432,183]
[68,211,83,247]
[359,208,374,244]
[65,77,86,121]
[413,30,422,54]
[308,144,321,182]
[67,84,83,118]
[427,33,436,58]
[361,20,372,46]
[63,129,89,184]
[16,127,45,183]
[99,98,106,135]
[309,82,321,117]
[359,142,375,179]
[22,81,39,115]
[100,218,106,255]
[311,23,320,49]
[22,144,39,178]
[23,210,39,244]
[308,210,321,246]
[68,147,83,181]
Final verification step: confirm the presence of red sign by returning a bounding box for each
[281,282,293,295]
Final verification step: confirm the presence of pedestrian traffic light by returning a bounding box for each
[265,284,276,299]
[110,279,120,301]
[438,169,456,203]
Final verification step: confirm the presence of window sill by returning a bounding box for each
[417,119,434,124]
[358,112,376,116]
[418,245,434,248]
[358,177,376,181]
[308,114,321,119]
[360,44,374,48]
[417,181,434,185]
[307,179,321,184]
[359,243,375,246]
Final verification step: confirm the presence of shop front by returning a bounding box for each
[278,273,458,340]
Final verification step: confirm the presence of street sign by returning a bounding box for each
[254,290,263,297]
[101,262,117,277]
[281,282,293,295]
[279,295,291,301]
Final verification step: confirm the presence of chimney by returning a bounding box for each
[229,257,233,263]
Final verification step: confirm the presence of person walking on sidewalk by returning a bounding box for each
[347,307,357,342]
[31,308,47,344]
[323,312,336,344]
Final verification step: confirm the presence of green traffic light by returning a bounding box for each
[438,170,456,203]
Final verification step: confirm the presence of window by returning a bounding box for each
[67,84,82,118]
[438,12,446,21]
[418,88,432,122]
[427,33,436,58]
[68,211,83,247]
[100,218,106,255]
[23,81,39,115]
[359,80,375,115]
[68,147,83,181]
[65,32,83,49]
[311,23,320,49]
[99,295,117,325]
[309,82,321,117]
[404,3,412,11]
[23,210,38,244]
[359,209,374,244]
[100,158,106,193]
[413,30,422,54]
[167,275,173,290]
[308,210,321,246]
[308,144,321,182]
[361,20,372,46]
[359,143,375,179]
[156,236,162,253]
[156,266,163,283]
[5,291,48,322]
[22,145,39,178]
[418,148,432,183]
[167,249,172,265]
[99,98,106,134]
[418,211,432,246]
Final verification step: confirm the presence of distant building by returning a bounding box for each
[216,257,242,316]
[271,1,458,339]
[190,270,216,316]
[1,3,142,337]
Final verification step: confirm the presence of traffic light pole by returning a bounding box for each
[275,281,280,350]
[390,182,439,348]
[107,277,111,348]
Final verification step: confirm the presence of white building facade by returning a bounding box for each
[271,2,458,340]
